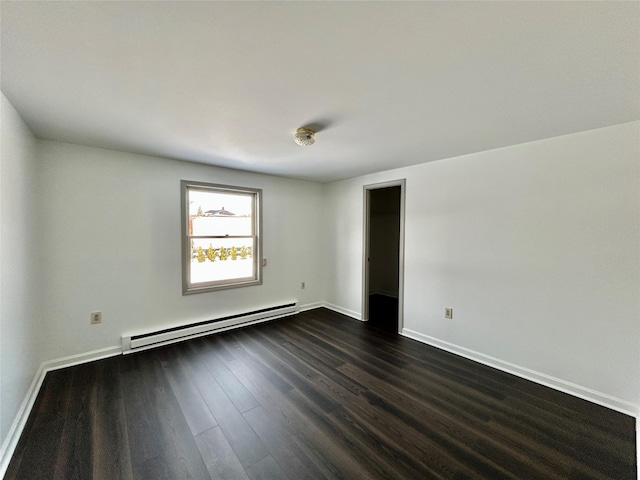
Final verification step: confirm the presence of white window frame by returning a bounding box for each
[181,180,262,294]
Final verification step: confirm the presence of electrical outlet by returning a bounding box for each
[91,311,102,324]
[301,281,305,289]
[444,307,453,319]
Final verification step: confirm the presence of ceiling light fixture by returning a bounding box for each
[294,127,315,146]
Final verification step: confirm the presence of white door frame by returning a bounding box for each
[362,179,406,333]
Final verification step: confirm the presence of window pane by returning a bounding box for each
[191,216,252,237]
[189,237,255,285]
[188,189,253,236]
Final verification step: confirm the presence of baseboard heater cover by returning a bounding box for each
[122,302,297,354]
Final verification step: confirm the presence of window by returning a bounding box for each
[181,180,262,294]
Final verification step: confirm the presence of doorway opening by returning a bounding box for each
[363,180,405,334]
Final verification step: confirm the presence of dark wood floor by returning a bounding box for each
[5,308,637,479]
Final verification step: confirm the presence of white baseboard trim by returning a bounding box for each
[0,345,122,478]
[299,301,322,312]
[322,302,362,321]
[41,345,123,371]
[402,328,640,418]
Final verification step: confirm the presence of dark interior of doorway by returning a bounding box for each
[367,185,401,333]
[367,294,398,333]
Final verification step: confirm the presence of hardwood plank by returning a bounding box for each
[178,341,270,468]
[246,329,457,478]
[329,404,456,479]
[313,361,518,479]
[193,337,260,414]
[218,332,295,394]
[336,360,570,477]
[268,327,368,396]
[136,348,212,479]
[91,357,134,479]
[268,322,346,369]
[239,322,450,478]
[4,369,74,480]
[226,355,371,480]
[195,426,250,480]
[119,353,166,477]
[243,405,324,480]
[244,455,287,480]
[161,344,218,436]
[241,328,340,414]
[52,362,97,480]
[285,388,410,479]
[211,335,240,363]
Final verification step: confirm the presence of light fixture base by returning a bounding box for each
[294,127,316,146]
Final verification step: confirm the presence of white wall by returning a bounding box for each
[323,179,365,318]
[0,93,42,445]
[35,140,325,362]
[324,122,640,411]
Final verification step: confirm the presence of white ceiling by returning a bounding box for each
[1,1,638,183]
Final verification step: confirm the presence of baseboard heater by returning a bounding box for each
[121,302,298,354]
